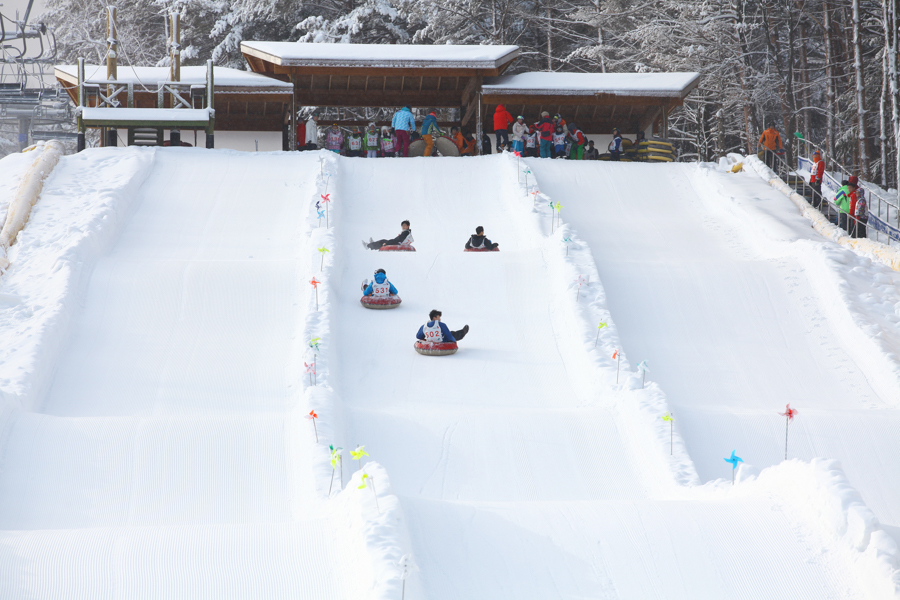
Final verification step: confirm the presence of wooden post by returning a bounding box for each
[206,59,215,149]
[290,75,297,151]
[106,6,118,147]
[77,57,85,152]
[660,104,669,140]
[169,12,181,147]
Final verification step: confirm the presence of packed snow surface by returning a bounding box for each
[241,41,520,67]
[483,71,701,96]
[1,149,899,598]
[80,107,210,123]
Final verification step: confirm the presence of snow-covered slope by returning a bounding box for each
[1,149,898,598]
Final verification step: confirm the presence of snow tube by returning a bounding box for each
[360,295,402,309]
[408,136,459,157]
[464,248,499,252]
[379,245,416,252]
[414,340,459,356]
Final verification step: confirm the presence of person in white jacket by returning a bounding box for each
[511,116,528,154]
[304,114,318,149]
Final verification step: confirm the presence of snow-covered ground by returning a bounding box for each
[1,149,899,598]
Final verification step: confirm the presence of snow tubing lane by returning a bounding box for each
[414,341,459,356]
[379,245,416,252]
[360,296,402,309]
[464,248,500,252]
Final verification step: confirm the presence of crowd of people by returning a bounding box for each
[759,124,868,239]
[296,106,625,160]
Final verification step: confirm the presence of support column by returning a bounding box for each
[169,12,181,147]
[290,75,297,151]
[18,117,30,151]
[660,104,669,139]
[106,6,118,146]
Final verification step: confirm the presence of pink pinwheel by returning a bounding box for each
[779,404,798,460]
[320,193,332,227]
[310,278,321,310]
[307,409,319,442]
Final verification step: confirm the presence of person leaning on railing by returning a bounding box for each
[758,123,784,170]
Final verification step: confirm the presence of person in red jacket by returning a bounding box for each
[809,150,825,210]
[534,112,556,158]
[493,104,514,153]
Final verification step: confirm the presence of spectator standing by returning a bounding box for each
[364,123,380,158]
[525,128,538,157]
[421,110,442,157]
[834,179,856,233]
[553,114,568,137]
[493,104,514,153]
[481,132,492,155]
[346,128,364,157]
[584,141,599,160]
[568,124,586,160]
[535,112,555,158]
[296,116,306,151]
[511,116,528,154]
[325,124,343,153]
[304,113,319,150]
[380,126,397,157]
[552,126,567,158]
[809,150,826,210]
[608,127,623,161]
[391,106,415,157]
[853,186,869,238]
[758,123,784,169]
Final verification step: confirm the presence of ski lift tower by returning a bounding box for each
[1,0,73,151]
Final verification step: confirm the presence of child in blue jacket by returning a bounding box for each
[416,310,468,343]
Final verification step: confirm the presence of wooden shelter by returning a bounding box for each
[241,42,520,145]
[480,72,701,137]
[55,64,294,133]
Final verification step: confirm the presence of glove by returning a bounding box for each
[776,149,785,155]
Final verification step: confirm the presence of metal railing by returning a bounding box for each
[789,136,900,246]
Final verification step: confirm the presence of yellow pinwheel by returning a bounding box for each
[358,473,369,489]
[351,445,368,471]
[662,412,674,455]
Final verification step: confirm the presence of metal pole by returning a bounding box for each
[169,12,181,147]
[475,91,483,155]
[77,57,85,152]
[206,59,215,149]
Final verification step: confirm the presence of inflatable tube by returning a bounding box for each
[408,137,460,157]
[379,245,416,252]
[414,340,459,356]
[360,295,402,309]
[464,247,499,252]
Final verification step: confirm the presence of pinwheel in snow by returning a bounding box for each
[662,412,674,455]
[398,554,418,600]
[637,360,650,388]
[350,445,368,471]
[310,277,321,310]
[613,349,621,383]
[304,361,316,386]
[575,275,587,302]
[724,450,743,484]
[329,445,343,494]
[320,193,331,227]
[318,246,330,271]
[779,404,798,460]
[595,321,607,347]
[358,472,380,513]
[307,410,318,442]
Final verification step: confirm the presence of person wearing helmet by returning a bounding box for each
[608,127,623,161]
[364,123,380,158]
[552,125,567,159]
[325,123,343,153]
[511,115,528,154]
[553,113,568,137]
[362,268,399,298]
[346,127,364,157]
[417,310,469,343]
[568,123,586,160]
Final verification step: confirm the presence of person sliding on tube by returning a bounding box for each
[362,268,398,297]
[465,226,499,251]
[364,220,413,250]
[417,310,468,343]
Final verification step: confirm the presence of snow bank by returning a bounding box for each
[483,71,700,97]
[740,152,900,271]
[297,151,413,600]
[753,460,900,598]
[0,147,155,412]
[0,141,65,272]
[508,155,700,489]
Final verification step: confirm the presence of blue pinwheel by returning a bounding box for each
[724,450,743,484]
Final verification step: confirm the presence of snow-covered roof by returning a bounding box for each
[80,107,210,124]
[482,72,701,98]
[241,42,520,69]
[55,65,293,91]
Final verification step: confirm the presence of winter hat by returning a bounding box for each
[517,115,524,120]
[813,150,821,157]
[541,111,550,117]
[849,175,859,186]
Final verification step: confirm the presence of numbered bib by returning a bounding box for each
[371,279,391,298]
[422,321,443,342]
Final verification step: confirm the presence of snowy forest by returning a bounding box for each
[35,0,900,188]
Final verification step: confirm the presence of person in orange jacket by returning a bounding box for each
[493,104,514,153]
[809,150,826,210]
[449,127,475,156]
[758,123,783,169]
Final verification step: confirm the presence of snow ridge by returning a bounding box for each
[301,150,412,600]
